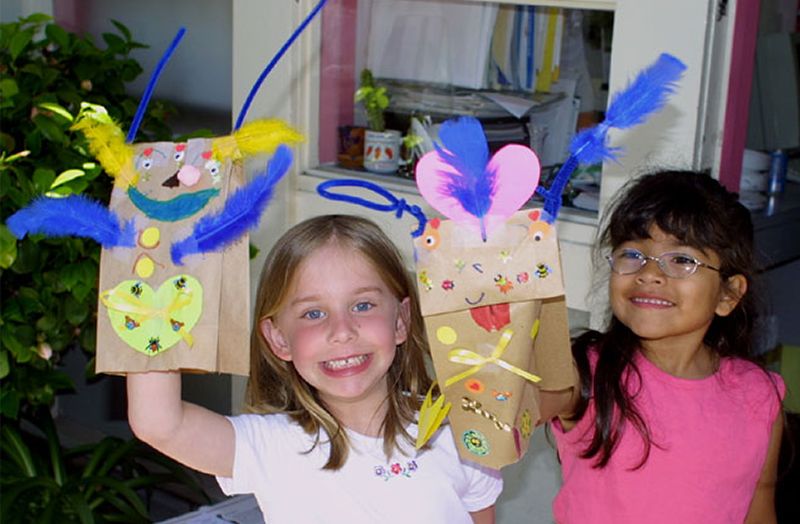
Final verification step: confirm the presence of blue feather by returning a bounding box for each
[6,195,135,248]
[538,53,687,221]
[171,145,293,265]
[434,116,494,239]
[572,53,686,165]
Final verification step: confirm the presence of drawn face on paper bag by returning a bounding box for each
[413,208,565,321]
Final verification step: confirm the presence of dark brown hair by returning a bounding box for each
[246,215,431,470]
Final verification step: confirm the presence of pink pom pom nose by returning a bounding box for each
[177,165,202,187]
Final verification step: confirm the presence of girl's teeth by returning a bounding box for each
[324,355,367,370]
[632,297,673,306]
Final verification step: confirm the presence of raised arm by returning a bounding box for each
[127,371,235,477]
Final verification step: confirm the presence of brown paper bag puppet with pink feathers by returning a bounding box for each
[317,53,686,469]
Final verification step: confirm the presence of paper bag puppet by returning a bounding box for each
[412,53,687,468]
[6,2,330,374]
[411,118,574,469]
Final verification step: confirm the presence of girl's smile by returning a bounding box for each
[320,354,371,375]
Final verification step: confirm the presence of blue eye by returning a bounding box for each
[302,309,325,320]
[353,302,374,313]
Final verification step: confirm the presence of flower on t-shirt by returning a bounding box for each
[373,460,418,481]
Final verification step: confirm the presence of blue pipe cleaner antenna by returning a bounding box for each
[234,0,328,130]
[126,27,186,143]
[316,179,428,238]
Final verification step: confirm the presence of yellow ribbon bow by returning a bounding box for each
[444,329,541,388]
[100,286,195,347]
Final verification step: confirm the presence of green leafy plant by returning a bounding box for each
[354,68,390,132]
[0,14,215,522]
[0,14,174,420]
[1,410,210,523]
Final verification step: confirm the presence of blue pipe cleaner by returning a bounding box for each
[316,179,428,238]
[126,27,186,143]
[234,0,328,130]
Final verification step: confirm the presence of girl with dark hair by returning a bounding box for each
[551,171,785,523]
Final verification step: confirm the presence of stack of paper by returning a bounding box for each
[366,0,498,89]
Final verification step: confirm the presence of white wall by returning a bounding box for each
[78,0,232,113]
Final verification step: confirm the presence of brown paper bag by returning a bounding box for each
[95,137,250,375]
[414,209,576,469]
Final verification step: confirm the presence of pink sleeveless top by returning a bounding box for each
[551,351,784,524]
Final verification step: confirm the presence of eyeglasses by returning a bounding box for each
[606,248,720,279]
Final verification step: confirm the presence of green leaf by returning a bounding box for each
[1,425,37,476]
[49,169,85,189]
[66,493,96,524]
[0,350,9,378]
[64,295,89,326]
[36,102,74,124]
[110,20,132,42]
[33,168,57,193]
[81,476,149,518]
[22,13,52,25]
[32,114,67,145]
[44,24,69,50]
[0,225,18,269]
[0,77,19,98]
[101,32,125,53]
[0,389,20,418]
[9,28,35,61]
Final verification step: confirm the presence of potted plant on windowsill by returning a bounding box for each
[354,68,401,174]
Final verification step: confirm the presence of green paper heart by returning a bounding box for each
[102,274,203,356]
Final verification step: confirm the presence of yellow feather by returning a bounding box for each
[72,116,136,188]
[212,119,304,161]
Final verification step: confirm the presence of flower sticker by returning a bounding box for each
[465,379,484,394]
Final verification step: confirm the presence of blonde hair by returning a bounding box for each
[246,215,432,469]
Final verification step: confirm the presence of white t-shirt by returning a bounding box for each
[216,413,502,523]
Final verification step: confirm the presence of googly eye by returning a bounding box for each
[174,150,185,162]
[141,158,153,170]
[205,159,220,175]
[533,231,544,242]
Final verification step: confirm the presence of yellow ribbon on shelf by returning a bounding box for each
[444,329,541,388]
[100,287,195,347]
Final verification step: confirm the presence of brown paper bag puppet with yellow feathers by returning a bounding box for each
[5,4,330,374]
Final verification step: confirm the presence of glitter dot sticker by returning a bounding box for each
[436,326,457,345]
[462,429,490,457]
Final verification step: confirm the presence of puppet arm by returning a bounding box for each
[170,145,293,265]
[6,194,135,248]
[744,412,783,523]
[127,371,234,477]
